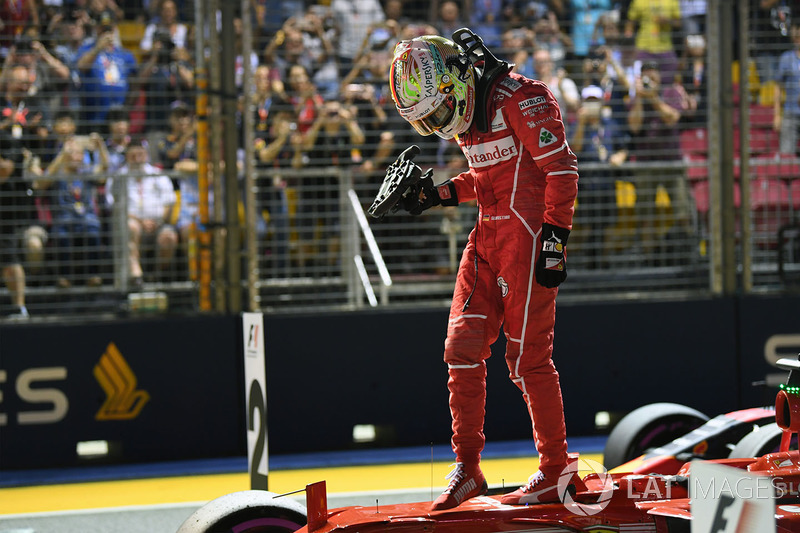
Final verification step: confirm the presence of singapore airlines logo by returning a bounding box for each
[94,342,150,421]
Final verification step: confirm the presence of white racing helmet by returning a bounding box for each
[389,36,476,140]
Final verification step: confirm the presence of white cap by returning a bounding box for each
[581,85,604,100]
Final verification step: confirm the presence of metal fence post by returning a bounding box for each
[111,175,129,293]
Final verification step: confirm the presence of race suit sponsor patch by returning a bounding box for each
[522,104,549,117]
[518,95,547,110]
[545,257,564,270]
[437,184,452,200]
[500,77,522,91]
[494,88,513,100]
[539,128,557,147]
[490,108,508,132]
[464,136,518,168]
[527,116,553,129]
[497,276,509,297]
[543,240,563,252]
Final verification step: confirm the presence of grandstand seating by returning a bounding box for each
[686,101,800,249]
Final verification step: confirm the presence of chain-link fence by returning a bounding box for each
[1,0,799,320]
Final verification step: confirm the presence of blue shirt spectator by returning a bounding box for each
[75,19,137,131]
[570,0,611,58]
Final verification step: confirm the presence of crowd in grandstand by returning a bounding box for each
[0,0,796,317]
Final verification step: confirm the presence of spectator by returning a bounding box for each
[254,95,296,274]
[214,16,254,94]
[0,64,49,160]
[511,0,553,23]
[156,102,196,173]
[105,106,131,172]
[107,142,178,286]
[753,0,800,86]
[254,94,297,168]
[532,48,580,117]
[679,0,705,39]
[43,133,109,288]
[0,34,71,131]
[285,63,323,136]
[679,33,706,129]
[341,82,394,174]
[627,60,693,263]
[625,0,681,84]
[157,102,200,255]
[139,0,188,52]
[263,11,338,98]
[384,0,414,28]
[0,129,46,318]
[294,100,365,267]
[49,109,112,165]
[584,45,633,129]
[432,0,466,37]
[569,0,611,59]
[52,9,90,113]
[75,12,138,132]
[0,0,39,57]
[501,27,536,79]
[83,0,125,29]
[533,12,572,73]
[254,0,305,43]
[469,0,504,48]
[136,24,193,132]
[264,21,316,85]
[331,0,385,78]
[295,6,339,98]
[774,24,800,155]
[250,64,286,141]
[339,20,398,101]
[569,85,628,268]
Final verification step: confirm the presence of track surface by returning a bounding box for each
[0,438,605,533]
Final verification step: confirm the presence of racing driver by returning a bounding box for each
[387,29,582,510]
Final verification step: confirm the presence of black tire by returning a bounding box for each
[176,490,308,533]
[603,402,709,469]
[728,423,784,458]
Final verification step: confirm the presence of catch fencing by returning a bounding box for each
[1,0,800,320]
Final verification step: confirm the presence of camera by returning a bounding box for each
[154,29,175,49]
[153,29,175,61]
[14,35,33,54]
[642,75,653,89]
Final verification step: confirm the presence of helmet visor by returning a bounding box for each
[400,94,456,137]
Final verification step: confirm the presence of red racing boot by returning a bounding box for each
[431,463,488,511]
[500,456,587,505]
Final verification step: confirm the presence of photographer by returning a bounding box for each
[263,11,337,97]
[627,60,694,265]
[137,28,193,132]
[75,14,138,132]
[293,100,365,267]
[0,33,71,134]
[139,0,187,53]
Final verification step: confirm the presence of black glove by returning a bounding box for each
[401,175,459,215]
[535,223,570,288]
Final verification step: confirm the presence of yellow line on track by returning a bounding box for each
[0,454,604,515]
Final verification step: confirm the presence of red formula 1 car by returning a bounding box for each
[177,356,800,533]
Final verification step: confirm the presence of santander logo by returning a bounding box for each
[464,137,518,168]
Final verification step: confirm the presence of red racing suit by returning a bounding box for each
[438,71,579,477]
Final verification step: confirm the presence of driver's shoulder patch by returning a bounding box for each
[500,77,522,92]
